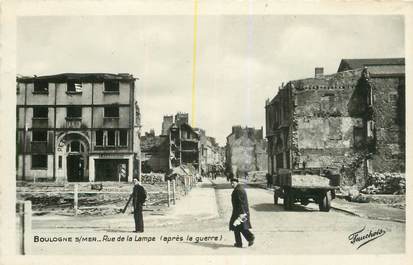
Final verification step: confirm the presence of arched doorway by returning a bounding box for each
[56,132,90,182]
[66,140,87,182]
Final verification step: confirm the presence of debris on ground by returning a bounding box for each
[361,172,405,195]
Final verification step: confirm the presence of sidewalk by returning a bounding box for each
[331,198,405,223]
[32,180,219,231]
[245,181,405,223]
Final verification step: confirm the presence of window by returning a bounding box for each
[58,156,62,169]
[67,106,82,118]
[70,141,80,152]
[104,80,119,93]
[67,81,83,93]
[96,131,104,146]
[353,127,364,148]
[16,83,20,94]
[119,130,128,146]
[32,155,47,169]
[104,106,119,118]
[34,81,48,94]
[107,130,116,146]
[33,107,48,118]
[32,130,47,142]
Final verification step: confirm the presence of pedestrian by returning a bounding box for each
[129,178,147,233]
[266,173,272,188]
[229,177,255,248]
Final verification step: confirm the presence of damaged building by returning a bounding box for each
[265,58,405,188]
[196,129,224,175]
[141,113,202,174]
[226,126,268,177]
[16,73,141,182]
[168,114,200,173]
[140,130,169,173]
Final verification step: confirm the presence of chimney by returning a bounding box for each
[315,67,324,78]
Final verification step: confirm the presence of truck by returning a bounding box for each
[272,168,341,212]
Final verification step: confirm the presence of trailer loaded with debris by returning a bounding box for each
[273,168,341,212]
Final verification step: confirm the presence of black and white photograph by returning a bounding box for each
[1,0,412,264]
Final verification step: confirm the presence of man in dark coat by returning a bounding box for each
[229,177,255,248]
[131,178,147,233]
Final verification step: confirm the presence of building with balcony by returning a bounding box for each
[16,73,141,182]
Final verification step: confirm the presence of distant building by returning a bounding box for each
[225,126,267,177]
[161,115,173,136]
[16,73,141,182]
[169,121,200,172]
[140,130,169,173]
[265,58,405,188]
[195,128,223,175]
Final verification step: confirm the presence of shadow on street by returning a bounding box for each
[212,183,233,190]
[251,203,319,212]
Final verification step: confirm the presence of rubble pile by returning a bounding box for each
[361,172,406,195]
[141,173,165,184]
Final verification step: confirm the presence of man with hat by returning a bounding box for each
[229,176,255,248]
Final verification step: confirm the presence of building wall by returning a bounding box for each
[266,66,405,188]
[226,126,267,177]
[16,74,139,182]
[370,77,405,173]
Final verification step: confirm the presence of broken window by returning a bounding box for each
[353,127,364,148]
[96,130,104,146]
[67,106,82,118]
[33,107,48,118]
[34,81,48,94]
[119,130,128,146]
[104,106,119,118]
[67,81,83,93]
[104,80,119,93]
[32,155,47,169]
[32,130,47,142]
[107,130,116,146]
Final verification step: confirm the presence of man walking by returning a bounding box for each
[130,178,147,233]
[229,177,255,248]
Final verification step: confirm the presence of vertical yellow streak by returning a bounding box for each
[191,0,198,128]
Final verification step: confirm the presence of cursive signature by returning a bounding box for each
[348,226,386,249]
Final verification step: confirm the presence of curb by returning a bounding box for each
[248,182,406,223]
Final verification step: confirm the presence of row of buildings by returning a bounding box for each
[265,58,405,188]
[16,57,405,188]
[140,113,224,175]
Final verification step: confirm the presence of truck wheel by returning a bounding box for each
[319,191,332,212]
[274,192,279,205]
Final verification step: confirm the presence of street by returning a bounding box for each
[30,177,405,255]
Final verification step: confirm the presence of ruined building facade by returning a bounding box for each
[16,73,141,182]
[226,126,267,177]
[142,113,202,173]
[265,58,405,188]
[169,121,200,172]
[140,130,169,173]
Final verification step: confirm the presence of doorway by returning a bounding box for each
[67,155,85,182]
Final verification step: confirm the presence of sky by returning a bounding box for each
[17,15,404,145]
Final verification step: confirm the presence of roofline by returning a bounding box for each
[16,73,138,83]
